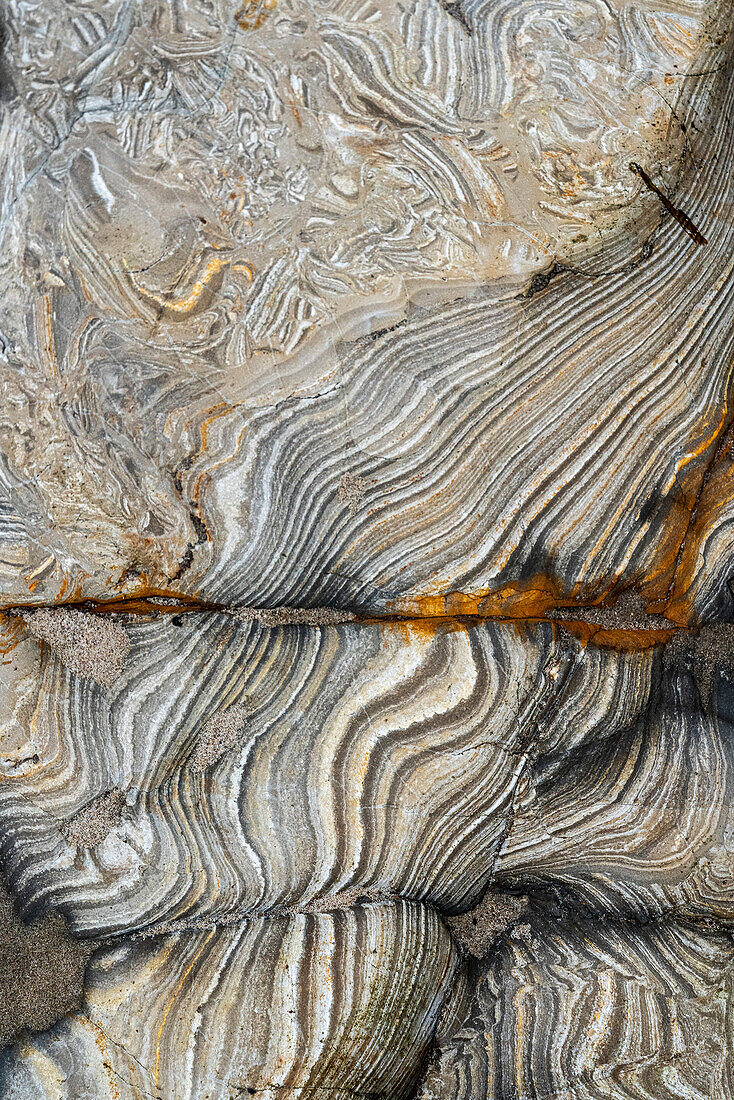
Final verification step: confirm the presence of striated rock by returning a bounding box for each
[496,662,734,924]
[1,0,734,1095]
[1,901,460,1099]
[419,911,734,1100]
[0,611,658,936]
[0,1,729,619]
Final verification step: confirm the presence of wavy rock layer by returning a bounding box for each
[497,663,734,924]
[0,901,461,1100]
[3,609,731,940]
[1,1,734,1098]
[4,609,734,1096]
[0,611,655,935]
[0,1,731,617]
[419,911,734,1100]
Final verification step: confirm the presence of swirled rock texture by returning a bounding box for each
[0,902,462,1100]
[419,913,734,1100]
[1,0,734,1098]
[0,0,731,616]
[0,613,657,936]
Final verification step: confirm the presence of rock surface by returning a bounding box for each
[1,1,733,1098]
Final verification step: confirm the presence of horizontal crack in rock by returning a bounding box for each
[0,594,707,652]
[547,591,675,631]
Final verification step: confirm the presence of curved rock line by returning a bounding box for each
[1,3,734,1098]
[0,3,730,623]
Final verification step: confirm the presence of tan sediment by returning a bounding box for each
[337,473,369,515]
[0,876,94,1048]
[230,606,356,627]
[19,607,130,687]
[445,889,528,958]
[190,702,250,772]
[61,790,126,849]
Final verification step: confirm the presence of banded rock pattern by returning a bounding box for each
[419,912,734,1100]
[3,608,734,1097]
[0,612,654,935]
[0,1,730,616]
[496,664,734,925]
[0,902,463,1100]
[1,1,734,1099]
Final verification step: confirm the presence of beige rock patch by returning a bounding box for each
[231,607,355,627]
[20,608,130,687]
[190,701,251,772]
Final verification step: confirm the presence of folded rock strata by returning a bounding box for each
[419,912,734,1100]
[0,612,670,936]
[2,607,733,1097]
[0,1,729,619]
[1,0,734,1098]
[496,663,734,924]
[0,902,462,1099]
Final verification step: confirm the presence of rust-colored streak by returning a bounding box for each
[77,1016,120,1100]
[479,577,574,619]
[664,439,734,624]
[235,0,277,30]
[42,293,58,377]
[386,578,579,621]
[376,617,472,644]
[640,396,733,615]
[0,589,218,618]
[0,613,27,654]
[89,596,217,615]
[386,590,488,618]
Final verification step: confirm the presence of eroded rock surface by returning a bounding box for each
[419,913,734,1100]
[0,0,730,617]
[1,0,734,1098]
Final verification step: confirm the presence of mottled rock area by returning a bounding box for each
[0,0,732,620]
[19,608,130,688]
[0,876,94,1050]
[0,1,733,1099]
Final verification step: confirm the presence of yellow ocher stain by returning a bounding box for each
[123,256,229,314]
[232,261,255,279]
[123,251,254,316]
[78,1015,120,1100]
[154,933,214,1089]
[514,988,526,1097]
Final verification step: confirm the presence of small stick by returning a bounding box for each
[629,161,707,247]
